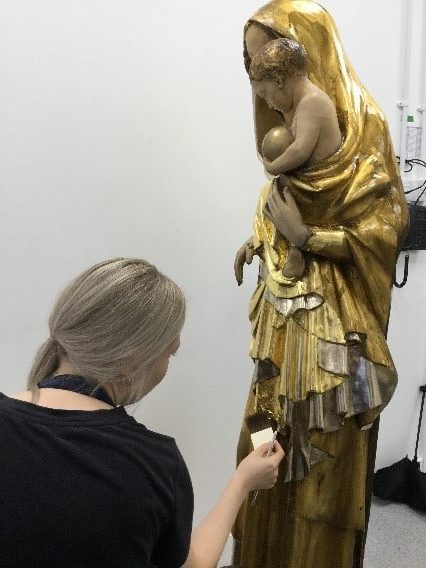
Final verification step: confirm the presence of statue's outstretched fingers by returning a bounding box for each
[246,241,255,265]
[234,248,245,285]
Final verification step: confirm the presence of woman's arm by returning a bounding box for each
[183,442,284,568]
[183,472,248,568]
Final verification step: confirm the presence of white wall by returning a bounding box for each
[1,0,425,563]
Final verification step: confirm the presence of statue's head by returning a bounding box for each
[249,38,308,112]
[249,37,308,83]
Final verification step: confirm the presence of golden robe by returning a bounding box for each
[233,2,409,567]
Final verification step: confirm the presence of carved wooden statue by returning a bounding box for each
[233,2,409,567]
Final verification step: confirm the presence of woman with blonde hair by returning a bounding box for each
[0,257,284,568]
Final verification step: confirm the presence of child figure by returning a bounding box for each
[250,38,342,279]
[261,125,305,278]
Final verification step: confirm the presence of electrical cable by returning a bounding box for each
[395,156,426,198]
[405,181,426,195]
[396,156,414,173]
[408,159,426,167]
[393,156,426,288]
[414,182,426,206]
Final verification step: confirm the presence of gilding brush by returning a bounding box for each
[246,412,275,450]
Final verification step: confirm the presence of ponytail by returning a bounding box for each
[25,258,185,406]
[27,338,64,394]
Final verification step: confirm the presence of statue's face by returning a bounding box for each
[251,78,292,113]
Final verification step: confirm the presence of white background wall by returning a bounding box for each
[1,0,425,563]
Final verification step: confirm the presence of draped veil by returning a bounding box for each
[234,3,408,567]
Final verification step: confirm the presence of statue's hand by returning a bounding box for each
[282,245,306,279]
[264,182,309,247]
[234,237,255,286]
[262,157,276,176]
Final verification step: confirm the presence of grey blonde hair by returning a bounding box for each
[27,258,186,406]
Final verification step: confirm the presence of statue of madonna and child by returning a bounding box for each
[232,2,409,567]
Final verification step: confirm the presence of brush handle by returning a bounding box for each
[250,431,278,506]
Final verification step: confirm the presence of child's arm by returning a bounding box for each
[263,94,324,175]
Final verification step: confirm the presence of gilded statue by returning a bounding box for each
[232,2,409,567]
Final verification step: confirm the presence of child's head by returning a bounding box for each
[249,37,308,83]
[249,38,308,111]
[262,126,293,161]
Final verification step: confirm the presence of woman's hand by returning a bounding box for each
[184,441,284,568]
[264,182,309,247]
[234,441,285,492]
[234,237,256,286]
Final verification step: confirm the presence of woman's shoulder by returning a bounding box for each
[125,414,186,465]
[131,419,178,448]
[128,421,192,492]
[8,390,32,402]
[0,392,188,479]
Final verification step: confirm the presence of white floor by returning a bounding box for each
[364,498,426,567]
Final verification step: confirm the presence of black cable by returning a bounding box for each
[392,157,426,288]
[395,156,426,197]
[398,162,413,173]
[405,180,426,195]
[414,183,426,206]
[408,157,426,165]
[394,253,410,288]
[396,156,414,173]
[395,156,426,170]
[413,386,426,464]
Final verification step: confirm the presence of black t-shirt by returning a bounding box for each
[0,393,193,568]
